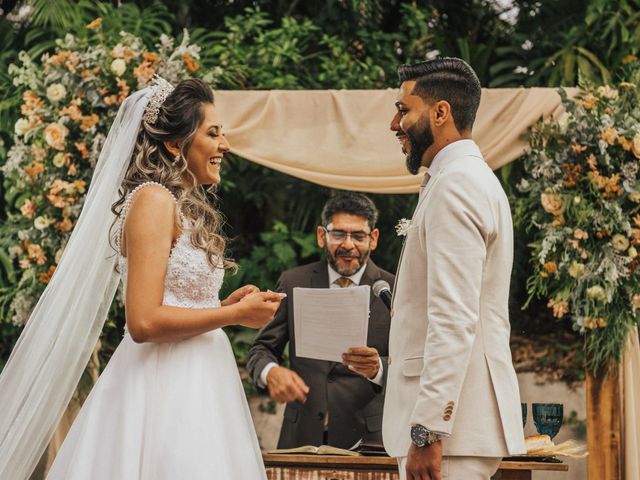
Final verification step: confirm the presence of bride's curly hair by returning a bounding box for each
[111,79,237,271]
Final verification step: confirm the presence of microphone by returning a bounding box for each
[372,280,392,311]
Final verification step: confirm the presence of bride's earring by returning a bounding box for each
[173,153,181,164]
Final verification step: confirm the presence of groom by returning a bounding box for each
[382,58,525,480]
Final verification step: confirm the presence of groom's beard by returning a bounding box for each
[405,115,434,175]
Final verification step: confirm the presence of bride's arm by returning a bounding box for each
[123,185,282,343]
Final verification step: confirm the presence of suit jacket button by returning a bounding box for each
[317,412,324,420]
[328,375,336,383]
[443,414,451,421]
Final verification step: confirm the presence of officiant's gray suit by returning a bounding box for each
[248,260,394,450]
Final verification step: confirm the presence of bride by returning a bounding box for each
[0,78,283,479]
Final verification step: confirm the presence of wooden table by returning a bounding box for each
[263,454,569,480]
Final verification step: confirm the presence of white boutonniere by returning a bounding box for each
[395,218,412,236]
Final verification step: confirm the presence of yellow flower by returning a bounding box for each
[584,317,597,329]
[620,82,636,89]
[600,127,617,146]
[632,133,640,159]
[629,246,638,259]
[597,317,607,328]
[587,285,607,302]
[43,122,69,151]
[611,234,630,252]
[46,83,67,103]
[622,54,638,64]
[86,17,102,30]
[568,261,585,278]
[540,191,564,215]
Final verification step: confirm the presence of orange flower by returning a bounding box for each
[600,127,617,146]
[143,52,161,63]
[39,265,57,284]
[581,93,598,110]
[55,216,74,233]
[133,62,157,83]
[75,142,88,159]
[182,53,200,72]
[20,199,36,219]
[24,161,45,178]
[573,229,589,240]
[48,51,71,66]
[540,191,564,215]
[619,136,633,151]
[26,242,47,266]
[86,17,102,30]
[543,261,558,274]
[571,144,587,154]
[547,298,569,319]
[68,163,78,176]
[80,114,99,131]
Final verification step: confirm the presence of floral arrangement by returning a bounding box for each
[516,75,640,373]
[1,19,213,327]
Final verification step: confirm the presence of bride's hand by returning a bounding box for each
[235,291,286,329]
[221,284,259,306]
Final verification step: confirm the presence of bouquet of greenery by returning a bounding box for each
[0,19,209,328]
[515,72,640,373]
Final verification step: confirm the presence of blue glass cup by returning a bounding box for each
[532,403,563,439]
[521,403,527,428]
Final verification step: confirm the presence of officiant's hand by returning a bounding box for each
[221,284,259,306]
[342,347,380,379]
[266,366,309,404]
[235,291,286,329]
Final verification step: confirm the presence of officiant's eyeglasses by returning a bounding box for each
[322,227,372,244]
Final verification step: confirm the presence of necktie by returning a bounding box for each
[336,277,352,288]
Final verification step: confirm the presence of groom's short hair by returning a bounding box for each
[397,58,481,133]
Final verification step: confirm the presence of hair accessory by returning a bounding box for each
[143,75,174,125]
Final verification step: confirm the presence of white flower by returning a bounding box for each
[46,83,66,102]
[395,218,412,236]
[629,246,638,259]
[111,58,126,76]
[52,152,66,168]
[34,216,54,230]
[14,118,30,136]
[611,234,630,252]
[557,112,571,133]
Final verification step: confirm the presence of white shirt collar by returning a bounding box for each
[327,262,367,286]
[427,139,482,178]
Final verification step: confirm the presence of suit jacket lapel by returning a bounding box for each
[360,261,381,311]
[310,261,330,288]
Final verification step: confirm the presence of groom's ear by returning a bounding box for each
[432,100,452,127]
[163,140,180,156]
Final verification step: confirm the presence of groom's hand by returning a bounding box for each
[221,284,259,306]
[406,441,442,480]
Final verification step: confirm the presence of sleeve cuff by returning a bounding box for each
[368,357,384,386]
[258,362,279,388]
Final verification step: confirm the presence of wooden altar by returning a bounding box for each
[263,454,569,480]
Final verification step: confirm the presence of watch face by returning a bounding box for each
[410,425,427,447]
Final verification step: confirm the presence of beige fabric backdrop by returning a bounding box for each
[624,327,640,480]
[215,88,577,193]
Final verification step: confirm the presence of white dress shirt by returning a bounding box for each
[259,262,384,387]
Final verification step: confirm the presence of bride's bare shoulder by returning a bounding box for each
[122,184,177,252]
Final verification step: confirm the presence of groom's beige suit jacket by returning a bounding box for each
[382,140,526,458]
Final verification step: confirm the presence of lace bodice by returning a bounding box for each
[117,182,224,309]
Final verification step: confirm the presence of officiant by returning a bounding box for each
[248,192,394,450]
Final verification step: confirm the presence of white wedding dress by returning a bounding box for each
[47,183,267,480]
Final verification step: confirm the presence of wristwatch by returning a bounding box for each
[410,424,441,447]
